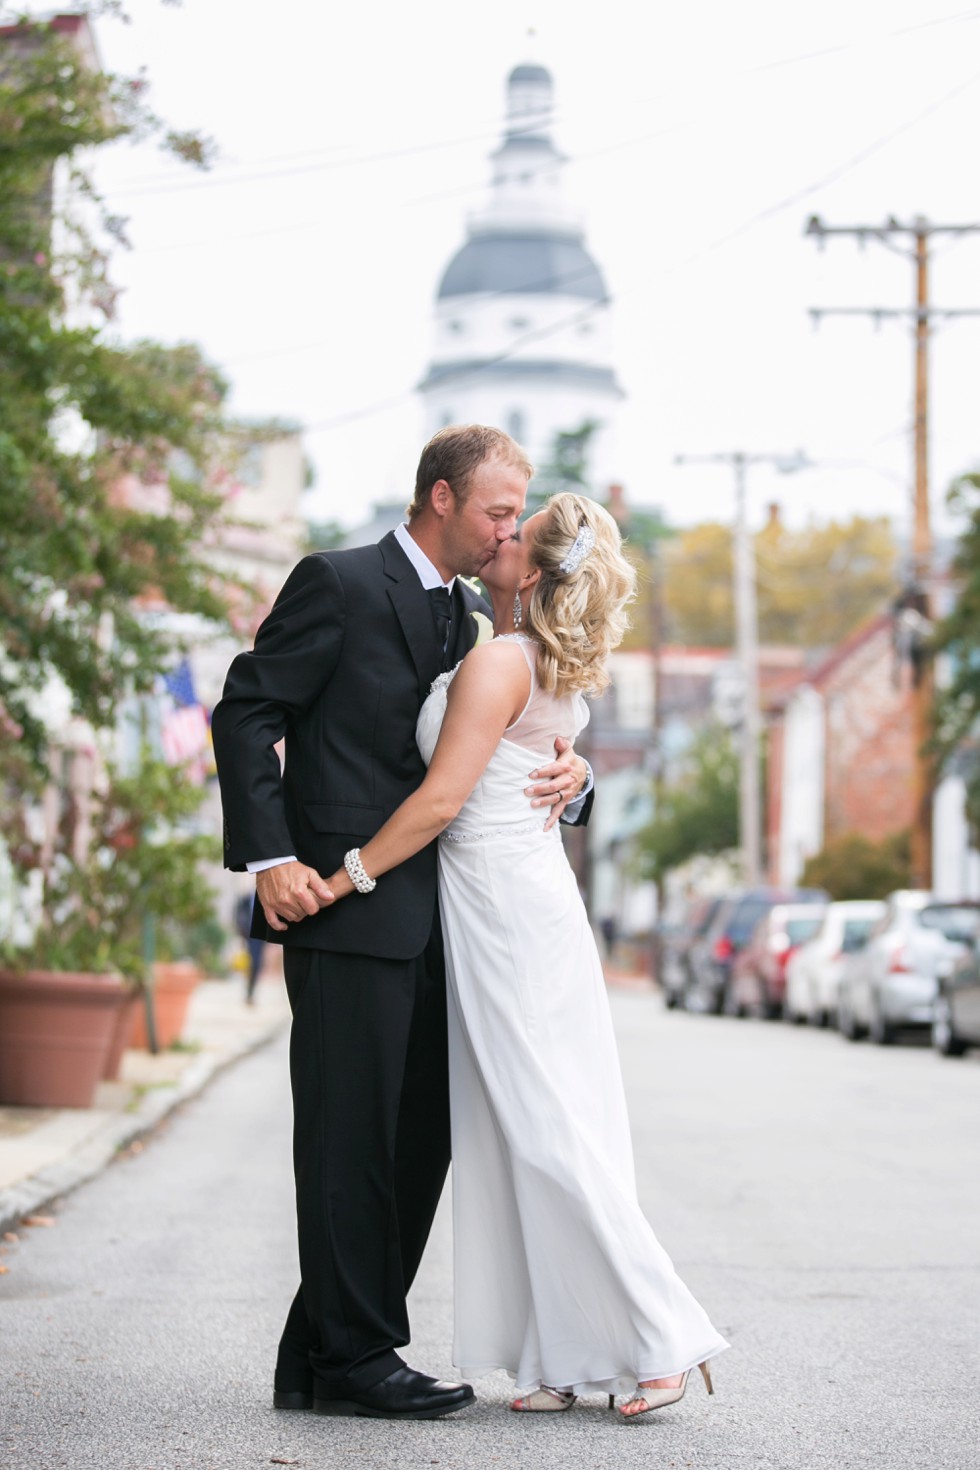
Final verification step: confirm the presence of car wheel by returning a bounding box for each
[932,995,967,1058]
[722,985,744,1018]
[839,1000,864,1042]
[869,1002,894,1046]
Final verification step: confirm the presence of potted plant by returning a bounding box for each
[0,746,220,1107]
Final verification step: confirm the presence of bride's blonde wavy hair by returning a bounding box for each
[525,493,637,697]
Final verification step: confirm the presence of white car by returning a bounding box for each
[784,900,885,1025]
[838,892,980,1044]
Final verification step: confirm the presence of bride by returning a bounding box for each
[322,492,728,1421]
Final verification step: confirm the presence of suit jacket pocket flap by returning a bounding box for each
[304,802,385,834]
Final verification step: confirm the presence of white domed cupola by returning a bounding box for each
[418,63,623,485]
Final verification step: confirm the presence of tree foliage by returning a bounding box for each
[0,15,237,773]
[662,515,897,649]
[635,725,739,882]
[931,471,980,836]
[800,831,911,901]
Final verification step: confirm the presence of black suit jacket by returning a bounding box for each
[211,530,593,960]
[212,533,493,957]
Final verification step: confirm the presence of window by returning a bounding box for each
[507,410,525,442]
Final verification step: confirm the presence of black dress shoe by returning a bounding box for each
[314,1365,475,1420]
[273,1388,314,1411]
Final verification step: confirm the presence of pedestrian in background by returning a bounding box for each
[233,892,265,1006]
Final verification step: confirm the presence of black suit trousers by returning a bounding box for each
[275,928,451,1395]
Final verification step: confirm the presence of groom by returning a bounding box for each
[211,425,593,1420]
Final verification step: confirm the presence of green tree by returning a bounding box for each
[800,831,911,900]
[0,14,237,774]
[304,518,347,553]
[932,471,980,836]
[662,516,897,649]
[528,419,601,508]
[635,725,739,882]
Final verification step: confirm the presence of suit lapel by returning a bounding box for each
[379,532,442,697]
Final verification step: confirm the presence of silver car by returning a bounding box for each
[837,892,980,1044]
[784,900,885,1025]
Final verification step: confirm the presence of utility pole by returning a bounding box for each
[675,451,809,886]
[806,215,980,888]
[647,532,666,979]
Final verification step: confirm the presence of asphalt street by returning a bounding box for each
[1,993,978,1470]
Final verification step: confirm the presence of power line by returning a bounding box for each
[299,299,606,435]
[97,6,980,200]
[665,67,980,264]
[123,55,980,275]
[280,70,980,430]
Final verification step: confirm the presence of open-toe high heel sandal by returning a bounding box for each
[619,1360,714,1422]
[511,1386,576,1412]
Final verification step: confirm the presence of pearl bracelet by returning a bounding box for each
[344,848,376,894]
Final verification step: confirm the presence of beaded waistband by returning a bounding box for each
[440,820,549,844]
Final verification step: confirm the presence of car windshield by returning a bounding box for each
[786,916,824,946]
[695,899,724,936]
[918,905,980,943]
[730,899,772,944]
[841,917,876,951]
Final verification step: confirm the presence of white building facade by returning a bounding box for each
[419,64,623,485]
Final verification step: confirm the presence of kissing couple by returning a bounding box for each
[212,424,727,1424]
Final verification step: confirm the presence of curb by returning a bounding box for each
[0,1014,288,1236]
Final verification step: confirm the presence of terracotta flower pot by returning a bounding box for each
[128,961,202,1051]
[0,969,124,1108]
[102,989,141,1081]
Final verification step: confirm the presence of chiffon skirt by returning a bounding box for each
[438,800,729,1396]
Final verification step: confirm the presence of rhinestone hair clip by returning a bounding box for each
[559,524,596,574]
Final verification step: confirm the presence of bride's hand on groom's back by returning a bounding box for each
[256,862,335,931]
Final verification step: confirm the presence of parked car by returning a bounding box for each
[784,900,885,1025]
[932,941,980,1057]
[838,893,980,1044]
[659,895,726,1009]
[686,887,828,1014]
[728,904,828,1018]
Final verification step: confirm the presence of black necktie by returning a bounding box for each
[428,585,453,658]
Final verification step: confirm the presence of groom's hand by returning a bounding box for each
[256,861,334,931]
[526,737,588,831]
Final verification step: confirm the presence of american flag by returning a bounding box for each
[160,659,210,773]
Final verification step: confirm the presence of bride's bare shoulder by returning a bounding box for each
[449,638,530,705]
[460,637,529,672]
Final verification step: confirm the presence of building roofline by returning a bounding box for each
[807,610,893,689]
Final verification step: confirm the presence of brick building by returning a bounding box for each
[767,613,916,885]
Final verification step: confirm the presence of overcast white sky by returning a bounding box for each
[24,1,980,538]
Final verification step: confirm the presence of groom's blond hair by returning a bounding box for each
[407,424,532,520]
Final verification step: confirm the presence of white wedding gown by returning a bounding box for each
[416,635,728,1397]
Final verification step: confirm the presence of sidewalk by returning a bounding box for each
[0,970,290,1236]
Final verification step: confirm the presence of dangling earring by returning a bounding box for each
[513,593,523,629]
